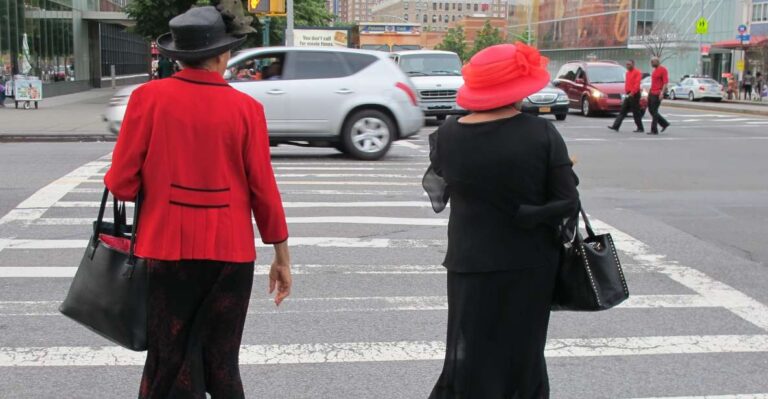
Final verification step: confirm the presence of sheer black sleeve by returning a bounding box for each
[423,131,450,213]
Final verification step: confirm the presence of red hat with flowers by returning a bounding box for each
[457,42,550,111]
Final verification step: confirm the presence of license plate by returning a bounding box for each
[539,107,551,113]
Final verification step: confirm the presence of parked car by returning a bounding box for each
[103,47,424,160]
[389,50,466,120]
[669,77,723,101]
[520,83,570,120]
[553,60,648,117]
[640,76,680,99]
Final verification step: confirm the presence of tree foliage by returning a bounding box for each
[126,0,202,40]
[512,29,535,46]
[435,26,468,61]
[469,20,504,59]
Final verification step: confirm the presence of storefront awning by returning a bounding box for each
[711,35,768,49]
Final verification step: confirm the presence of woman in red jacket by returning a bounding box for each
[104,6,291,398]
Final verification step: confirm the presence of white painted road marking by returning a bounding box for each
[592,219,768,332]
[53,201,437,208]
[1,335,767,367]
[632,395,768,399]
[33,216,449,226]
[0,294,716,316]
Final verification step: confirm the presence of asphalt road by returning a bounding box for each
[0,106,767,398]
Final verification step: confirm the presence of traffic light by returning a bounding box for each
[247,0,286,16]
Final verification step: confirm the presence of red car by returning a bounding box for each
[554,61,648,117]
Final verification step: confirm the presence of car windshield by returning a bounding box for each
[400,54,462,76]
[586,66,626,83]
[698,79,719,85]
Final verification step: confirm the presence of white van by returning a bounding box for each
[390,50,466,120]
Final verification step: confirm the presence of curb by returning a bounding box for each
[663,101,768,117]
[0,134,117,143]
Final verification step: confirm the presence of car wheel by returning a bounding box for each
[580,97,592,117]
[688,91,695,101]
[342,110,394,161]
[669,90,677,100]
[555,113,567,121]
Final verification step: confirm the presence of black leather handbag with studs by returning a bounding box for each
[552,208,629,311]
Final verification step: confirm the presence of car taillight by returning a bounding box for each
[699,85,706,91]
[396,82,418,106]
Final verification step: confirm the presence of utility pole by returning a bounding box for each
[527,0,533,45]
[286,0,295,46]
[263,16,271,47]
[698,0,703,76]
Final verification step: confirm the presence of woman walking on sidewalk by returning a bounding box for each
[104,6,291,398]
[424,43,580,398]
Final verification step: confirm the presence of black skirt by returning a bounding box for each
[139,260,254,399]
[429,265,557,399]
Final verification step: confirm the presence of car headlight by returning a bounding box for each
[641,89,648,97]
[591,89,603,98]
[556,94,569,103]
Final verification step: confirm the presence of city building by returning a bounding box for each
[508,0,743,84]
[371,0,509,32]
[1,0,149,97]
[334,0,390,23]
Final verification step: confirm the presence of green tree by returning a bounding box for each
[512,29,535,45]
[435,26,467,62]
[126,0,202,40]
[468,20,504,59]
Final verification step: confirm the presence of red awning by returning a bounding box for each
[711,35,768,49]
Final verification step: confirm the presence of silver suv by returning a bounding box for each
[104,47,424,160]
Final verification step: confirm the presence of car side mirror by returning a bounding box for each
[575,78,585,85]
[223,70,232,80]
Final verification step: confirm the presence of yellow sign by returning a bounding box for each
[248,0,286,15]
[736,59,745,71]
[695,17,708,35]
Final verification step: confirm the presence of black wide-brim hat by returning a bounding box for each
[157,6,245,62]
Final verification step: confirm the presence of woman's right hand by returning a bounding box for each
[269,241,291,306]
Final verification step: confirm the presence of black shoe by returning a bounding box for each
[633,129,645,133]
[607,126,619,132]
[662,124,670,132]
[647,131,659,135]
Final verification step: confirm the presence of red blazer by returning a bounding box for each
[105,68,288,262]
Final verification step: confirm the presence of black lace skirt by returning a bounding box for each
[429,266,557,399]
[139,260,254,399]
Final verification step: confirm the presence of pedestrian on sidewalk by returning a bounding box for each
[608,59,644,133]
[424,43,580,399]
[156,55,174,79]
[756,72,764,102]
[0,79,6,108]
[727,76,738,100]
[104,6,291,399]
[743,70,755,101]
[648,57,670,135]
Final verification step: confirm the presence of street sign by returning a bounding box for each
[700,44,710,56]
[737,34,751,43]
[736,59,745,71]
[695,17,708,35]
[737,24,747,33]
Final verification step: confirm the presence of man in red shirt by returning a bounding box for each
[648,56,671,134]
[609,59,644,132]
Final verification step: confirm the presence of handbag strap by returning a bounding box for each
[580,207,597,238]
[127,192,142,265]
[94,188,110,238]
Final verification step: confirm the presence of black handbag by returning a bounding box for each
[552,208,629,311]
[59,188,148,351]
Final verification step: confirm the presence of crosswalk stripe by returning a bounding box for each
[1,335,766,367]
[33,216,448,226]
[631,395,768,399]
[0,295,717,316]
[0,237,445,250]
[69,188,420,195]
[53,201,436,208]
[592,219,768,332]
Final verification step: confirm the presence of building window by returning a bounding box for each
[444,14,449,22]
[423,14,428,23]
[433,14,437,22]
[404,13,409,21]
[753,4,767,22]
[433,2,437,10]
[452,15,455,21]
[404,1,409,9]
[473,3,478,12]
[458,3,462,11]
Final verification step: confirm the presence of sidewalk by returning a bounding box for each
[0,87,119,142]
[663,98,768,116]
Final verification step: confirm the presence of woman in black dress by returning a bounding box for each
[425,43,580,398]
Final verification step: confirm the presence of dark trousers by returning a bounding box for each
[744,85,753,100]
[611,93,644,131]
[648,94,669,133]
[139,260,254,399]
